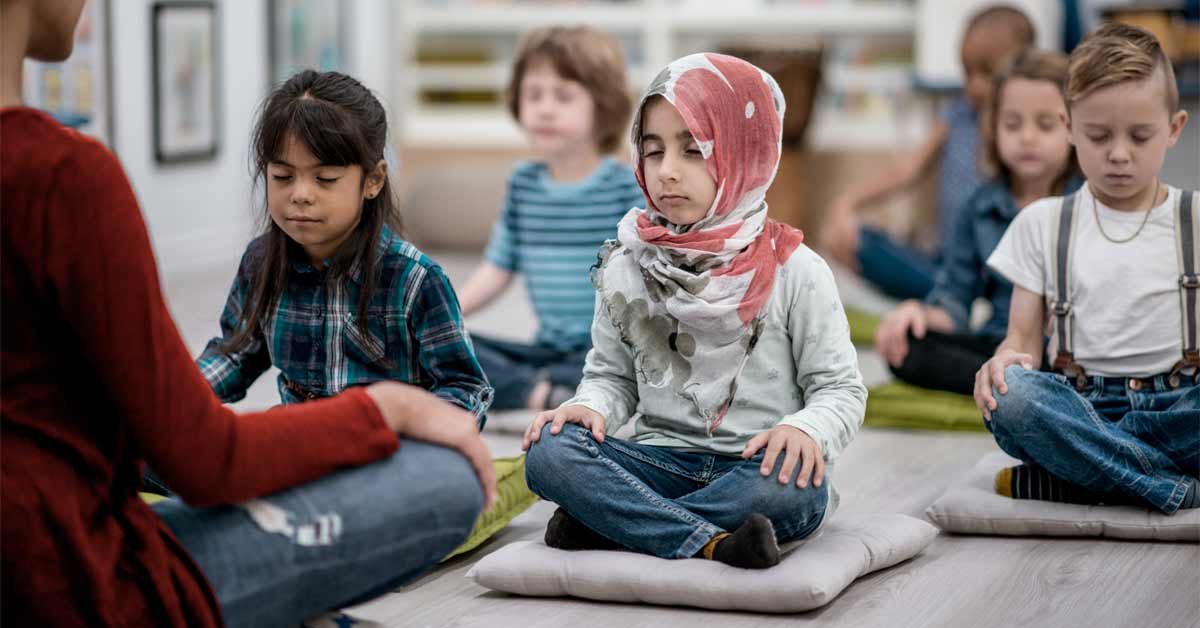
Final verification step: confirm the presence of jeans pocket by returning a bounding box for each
[1048,372,1071,387]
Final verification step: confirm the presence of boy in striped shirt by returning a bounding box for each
[458,26,644,410]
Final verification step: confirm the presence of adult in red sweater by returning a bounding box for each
[0,1,497,625]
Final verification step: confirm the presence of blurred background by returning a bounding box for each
[25,0,1200,284]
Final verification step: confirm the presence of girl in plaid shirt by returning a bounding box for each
[196,70,493,422]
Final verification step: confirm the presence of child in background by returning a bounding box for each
[874,49,1081,395]
[197,70,492,421]
[821,5,1036,300]
[457,26,645,411]
[977,23,1198,512]
[523,54,867,569]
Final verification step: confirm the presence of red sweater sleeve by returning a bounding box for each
[40,137,398,506]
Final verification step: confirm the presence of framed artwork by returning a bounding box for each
[23,0,114,147]
[152,1,219,163]
[268,0,352,86]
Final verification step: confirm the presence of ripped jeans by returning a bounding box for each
[152,441,482,628]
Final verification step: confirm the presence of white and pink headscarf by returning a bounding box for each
[595,53,804,433]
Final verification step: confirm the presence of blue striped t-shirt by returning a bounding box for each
[484,158,644,352]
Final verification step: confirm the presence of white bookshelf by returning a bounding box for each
[393,0,926,151]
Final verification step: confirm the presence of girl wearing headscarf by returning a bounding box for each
[521,53,866,569]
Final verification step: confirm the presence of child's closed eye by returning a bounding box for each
[640,143,664,158]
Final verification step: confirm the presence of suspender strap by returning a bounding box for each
[1174,190,1200,372]
[1050,194,1084,386]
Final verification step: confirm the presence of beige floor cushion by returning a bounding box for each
[926,451,1200,541]
[466,513,936,613]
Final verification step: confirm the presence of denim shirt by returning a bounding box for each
[197,227,493,422]
[925,178,1083,340]
[936,97,982,246]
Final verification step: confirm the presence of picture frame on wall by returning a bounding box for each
[268,0,352,87]
[152,1,219,164]
[23,0,114,148]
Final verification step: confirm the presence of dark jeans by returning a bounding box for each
[987,367,1199,513]
[857,226,937,301]
[471,334,589,410]
[890,330,1001,395]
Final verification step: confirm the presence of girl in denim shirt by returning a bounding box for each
[874,49,1081,395]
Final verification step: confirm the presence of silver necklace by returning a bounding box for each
[1092,179,1159,244]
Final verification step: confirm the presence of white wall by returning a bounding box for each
[110,0,392,278]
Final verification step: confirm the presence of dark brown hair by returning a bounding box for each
[506,26,632,154]
[223,70,401,352]
[1068,21,1179,113]
[964,5,1037,47]
[980,48,1079,191]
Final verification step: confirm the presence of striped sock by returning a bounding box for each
[995,465,1114,505]
[1179,478,1200,510]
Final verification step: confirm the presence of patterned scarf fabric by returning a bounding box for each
[594,53,804,433]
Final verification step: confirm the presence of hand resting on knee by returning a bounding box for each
[364,382,497,511]
[522,405,607,451]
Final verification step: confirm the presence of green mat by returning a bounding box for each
[864,381,987,432]
[140,492,166,504]
[443,454,538,560]
[846,307,881,346]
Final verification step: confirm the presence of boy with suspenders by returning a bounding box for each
[973,23,1199,513]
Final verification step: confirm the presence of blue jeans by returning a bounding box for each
[988,366,1200,513]
[857,226,936,301]
[524,423,829,559]
[153,441,482,628]
[472,335,589,410]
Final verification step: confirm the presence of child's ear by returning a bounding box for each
[364,159,387,200]
[1060,111,1074,145]
[1165,110,1188,149]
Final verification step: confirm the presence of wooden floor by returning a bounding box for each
[164,252,1200,628]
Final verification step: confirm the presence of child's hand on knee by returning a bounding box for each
[741,425,825,488]
[974,350,1035,420]
[522,405,606,451]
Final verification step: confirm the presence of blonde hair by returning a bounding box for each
[980,47,1078,191]
[1067,21,1179,112]
[506,26,633,154]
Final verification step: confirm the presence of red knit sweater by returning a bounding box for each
[1,108,400,626]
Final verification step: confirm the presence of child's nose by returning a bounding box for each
[291,181,316,205]
[1108,141,1132,163]
[658,153,680,181]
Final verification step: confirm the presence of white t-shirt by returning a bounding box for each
[987,184,1185,377]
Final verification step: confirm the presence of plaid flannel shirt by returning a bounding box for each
[197,228,493,423]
